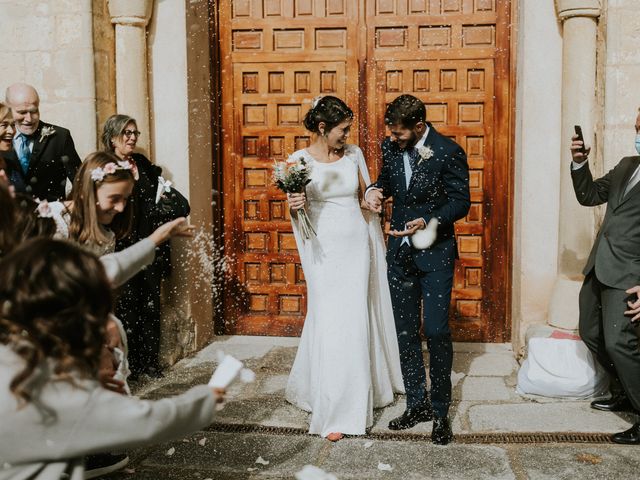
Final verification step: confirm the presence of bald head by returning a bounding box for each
[5,83,40,135]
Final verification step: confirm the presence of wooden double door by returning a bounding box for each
[217,0,513,342]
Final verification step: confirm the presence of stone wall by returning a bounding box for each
[148,0,197,365]
[92,0,116,141]
[602,0,640,171]
[0,0,97,158]
[511,0,564,350]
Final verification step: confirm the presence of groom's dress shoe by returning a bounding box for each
[431,417,453,445]
[590,394,633,412]
[612,422,640,445]
[388,404,433,430]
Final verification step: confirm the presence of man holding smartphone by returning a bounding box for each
[570,110,640,444]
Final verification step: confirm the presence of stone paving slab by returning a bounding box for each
[467,352,519,377]
[515,445,640,480]
[468,403,633,433]
[137,432,328,478]
[322,439,516,480]
[460,376,516,401]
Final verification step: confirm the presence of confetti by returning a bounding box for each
[294,465,338,480]
[198,438,207,446]
[240,368,256,383]
[255,456,270,465]
[364,441,374,449]
[166,447,175,456]
[377,462,393,472]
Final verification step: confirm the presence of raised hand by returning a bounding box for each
[570,134,591,162]
[149,217,195,246]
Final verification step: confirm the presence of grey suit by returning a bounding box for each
[572,156,640,410]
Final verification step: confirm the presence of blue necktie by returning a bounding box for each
[16,134,31,174]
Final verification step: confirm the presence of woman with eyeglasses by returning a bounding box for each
[101,114,190,380]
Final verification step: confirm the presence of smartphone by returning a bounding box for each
[574,125,587,155]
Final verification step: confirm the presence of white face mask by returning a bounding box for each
[636,134,640,155]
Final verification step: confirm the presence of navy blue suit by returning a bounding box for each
[371,124,470,417]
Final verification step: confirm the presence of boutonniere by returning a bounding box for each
[39,125,56,143]
[417,145,434,165]
[155,176,173,203]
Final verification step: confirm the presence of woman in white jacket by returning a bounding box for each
[0,238,224,480]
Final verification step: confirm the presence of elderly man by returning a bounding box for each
[571,110,640,445]
[2,83,81,200]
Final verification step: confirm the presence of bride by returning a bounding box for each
[285,96,404,441]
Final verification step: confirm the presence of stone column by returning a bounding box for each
[548,0,601,329]
[107,0,153,154]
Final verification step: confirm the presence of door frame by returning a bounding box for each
[208,0,517,342]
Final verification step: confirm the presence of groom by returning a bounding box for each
[365,94,470,445]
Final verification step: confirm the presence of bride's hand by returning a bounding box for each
[287,192,306,211]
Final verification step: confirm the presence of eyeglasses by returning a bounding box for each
[123,129,141,139]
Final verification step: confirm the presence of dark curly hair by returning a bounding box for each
[303,96,353,135]
[0,238,112,405]
[384,94,426,129]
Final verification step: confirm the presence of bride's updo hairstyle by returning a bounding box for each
[303,96,354,135]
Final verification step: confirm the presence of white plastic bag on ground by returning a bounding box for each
[517,337,607,398]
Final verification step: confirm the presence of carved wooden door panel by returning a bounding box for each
[218,0,512,341]
[365,0,512,341]
[219,0,359,335]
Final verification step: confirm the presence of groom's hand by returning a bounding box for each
[365,187,383,213]
[387,218,426,237]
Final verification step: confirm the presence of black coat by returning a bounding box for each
[1,121,81,201]
[116,153,190,276]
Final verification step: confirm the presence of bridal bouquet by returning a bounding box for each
[273,157,316,240]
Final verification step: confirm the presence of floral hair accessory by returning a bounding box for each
[34,198,53,218]
[311,95,323,109]
[90,160,139,182]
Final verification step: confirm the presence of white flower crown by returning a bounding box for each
[90,160,139,182]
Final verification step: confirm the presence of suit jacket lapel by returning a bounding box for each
[28,123,48,171]
[408,124,437,192]
[616,156,640,208]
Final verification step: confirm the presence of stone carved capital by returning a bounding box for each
[108,0,153,27]
[555,0,601,21]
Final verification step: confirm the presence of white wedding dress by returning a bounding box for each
[285,145,404,437]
